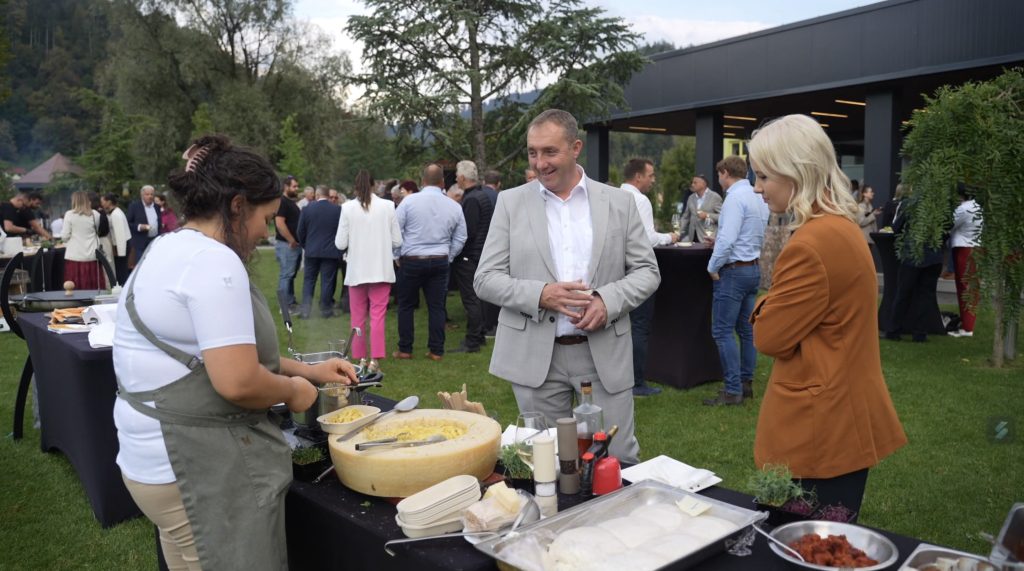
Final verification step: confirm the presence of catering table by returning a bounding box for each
[286,395,925,571]
[645,244,722,389]
[871,232,945,334]
[16,312,141,527]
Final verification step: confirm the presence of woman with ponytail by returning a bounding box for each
[335,169,402,372]
[746,115,907,516]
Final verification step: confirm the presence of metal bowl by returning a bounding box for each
[768,520,899,570]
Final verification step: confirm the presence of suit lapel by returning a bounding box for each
[525,186,559,280]
[587,180,609,280]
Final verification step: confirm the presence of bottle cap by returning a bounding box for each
[581,452,595,462]
[593,432,607,442]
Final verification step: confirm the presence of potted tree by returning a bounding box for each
[747,464,818,526]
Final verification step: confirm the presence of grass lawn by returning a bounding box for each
[1,248,1021,569]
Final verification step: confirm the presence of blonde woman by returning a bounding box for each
[747,114,906,515]
[60,191,103,289]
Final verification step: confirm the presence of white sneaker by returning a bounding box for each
[948,329,973,337]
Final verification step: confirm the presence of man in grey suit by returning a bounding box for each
[679,174,723,243]
[474,110,660,463]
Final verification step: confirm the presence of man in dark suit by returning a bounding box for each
[296,186,343,319]
[449,160,494,353]
[126,185,162,264]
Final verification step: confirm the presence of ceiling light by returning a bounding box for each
[811,111,848,119]
[818,123,830,128]
[723,132,737,137]
[835,99,866,107]
[723,115,757,122]
[722,124,745,129]
[628,126,668,133]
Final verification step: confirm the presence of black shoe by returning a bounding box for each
[883,332,902,341]
[296,311,310,320]
[911,333,928,343]
[484,327,497,338]
[742,380,753,399]
[449,342,481,354]
[321,310,338,318]
[703,390,743,406]
[633,385,662,397]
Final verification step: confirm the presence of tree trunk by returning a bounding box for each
[467,18,486,169]
[992,282,1005,368]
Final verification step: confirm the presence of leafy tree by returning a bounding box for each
[900,68,1024,366]
[656,137,696,225]
[348,0,646,169]
[276,113,310,183]
[77,89,152,191]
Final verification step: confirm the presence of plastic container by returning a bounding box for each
[396,474,481,525]
[316,405,380,435]
[395,512,465,538]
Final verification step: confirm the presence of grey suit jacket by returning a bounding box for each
[474,178,661,391]
[679,190,723,243]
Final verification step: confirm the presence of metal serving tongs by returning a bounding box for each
[355,434,446,451]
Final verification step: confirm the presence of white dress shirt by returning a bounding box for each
[621,183,673,247]
[540,168,592,337]
[143,203,158,237]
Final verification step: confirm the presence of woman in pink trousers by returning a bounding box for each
[335,170,402,371]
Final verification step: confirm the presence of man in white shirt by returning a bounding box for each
[621,158,675,397]
[297,187,314,209]
[475,109,661,463]
[101,193,132,285]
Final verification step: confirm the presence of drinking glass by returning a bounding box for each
[327,339,347,358]
[514,412,550,471]
[702,217,716,240]
[671,213,681,232]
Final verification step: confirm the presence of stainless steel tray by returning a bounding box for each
[900,543,996,570]
[473,480,765,571]
[992,503,1024,569]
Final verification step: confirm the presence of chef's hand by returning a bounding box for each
[540,281,593,320]
[574,294,608,332]
[307,358,358,385]
[287,377,318,413]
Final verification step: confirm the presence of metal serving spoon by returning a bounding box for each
[752,523,806,563]
[356,434,446,451]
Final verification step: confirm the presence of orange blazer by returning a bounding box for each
[751,214,907,479]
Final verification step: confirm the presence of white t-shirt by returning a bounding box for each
[113,230,256,484]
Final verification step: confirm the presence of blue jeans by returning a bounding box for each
[629,294,656,388]
[396,257,449,355]
[301,256,339,316]
[275,241,302,305]
[712,264,760,396]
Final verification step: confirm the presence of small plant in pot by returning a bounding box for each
[292,446,329,482]
[747,464,818,526]
[500,444,534,494]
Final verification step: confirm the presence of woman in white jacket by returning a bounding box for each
[949,183,982,337]
[336,170,402,371]
[60,191,103,289]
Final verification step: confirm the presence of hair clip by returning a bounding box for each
[181,144,210,173]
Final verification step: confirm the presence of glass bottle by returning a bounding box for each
[572,381,604,457]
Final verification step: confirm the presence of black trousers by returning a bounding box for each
[396,257,449,355]
[113,255,129,286]
[451,256,484,348]
[629,294,656,388]
[889,263,942,337]
[797,468,870,520]
[301,256,339,316]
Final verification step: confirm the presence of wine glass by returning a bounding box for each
[702,217,716,240]
[670,213,681,233]
[514,412,550,471]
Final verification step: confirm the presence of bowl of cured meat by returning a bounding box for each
[769,520,899,570]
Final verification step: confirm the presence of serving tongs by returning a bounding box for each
[355,434,446,451]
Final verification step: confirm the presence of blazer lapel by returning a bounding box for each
[586,181,609,280]
[525,186,559,280]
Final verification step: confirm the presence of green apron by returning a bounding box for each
[117,235,291,570]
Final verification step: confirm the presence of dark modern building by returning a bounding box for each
[583,0,1024,202]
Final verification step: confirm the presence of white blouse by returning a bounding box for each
[335,195,402,286]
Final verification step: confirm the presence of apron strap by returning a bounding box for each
[116,376,264,427]
[124,235,203,371]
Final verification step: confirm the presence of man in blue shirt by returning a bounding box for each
[394,164,467,361]
[705,156,769,406]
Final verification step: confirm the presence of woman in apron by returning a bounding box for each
[113,135,357,570]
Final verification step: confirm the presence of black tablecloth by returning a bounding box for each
[645,245,722,389]
[17,312,142,527]
[287,394,925,571]
[871,233,945,334]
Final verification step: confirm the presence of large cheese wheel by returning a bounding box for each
[328,409,500,497]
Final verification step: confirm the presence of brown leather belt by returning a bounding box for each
[399,255,447,261]
[723,258,759,270]
[554,335,589,346]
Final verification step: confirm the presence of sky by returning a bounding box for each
[293,0,880,101]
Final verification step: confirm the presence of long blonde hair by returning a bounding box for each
[747,114,859,229]
[70,191,92,216]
